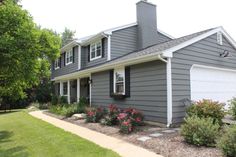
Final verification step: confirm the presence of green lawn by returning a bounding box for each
[0,110,120,157]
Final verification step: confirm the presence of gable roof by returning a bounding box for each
[53,26,236,81]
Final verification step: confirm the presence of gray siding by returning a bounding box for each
[81,38,108,68]
[91,60,167,123]
[51,46,78,79]
[111,26,138,59]
[171,33,236,124]
[157,31,172,44]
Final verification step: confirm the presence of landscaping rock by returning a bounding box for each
[72,113,86,120]
[137,136,152,142]
[162,130,176,133]
[149,133,163,137]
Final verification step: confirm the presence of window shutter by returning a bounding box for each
[52,61,55,70]
[72,46,75,63]
[63,52,66,66]
[109,70,114,97]
[102,38,105,58]
[125,66,130,97]
[87,45,90,62]
[59,57,61,68]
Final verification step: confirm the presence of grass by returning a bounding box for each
[0,110,120,157]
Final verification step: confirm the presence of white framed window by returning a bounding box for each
[114,67,125,95]
[63,82,68,96]
[217,32,223,45]
[90,40,102,61]
[54,58,60,70]
[66,49,73,65]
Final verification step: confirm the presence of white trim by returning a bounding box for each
[77,78,80,102]
[166,57,172,127]
[67,80,70,104]
[90,40,102,61]
[190,64,236,73]
[113,67,125,95]
[78,45,81,70]
[65,49,73,65]
[89,74,92,107]
[54,58,60,70]
[157,29,175,39]
[103,22,137,34]
[59,81,63,96]
[61,40,78,53]
[107,35,111,61]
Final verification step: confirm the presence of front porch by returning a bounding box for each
[53,77,91,104]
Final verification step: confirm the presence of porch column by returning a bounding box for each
[77,78,80,102]
[67,80,70,104]
[59,81,63,96]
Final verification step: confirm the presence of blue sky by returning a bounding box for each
[21,0,236,40]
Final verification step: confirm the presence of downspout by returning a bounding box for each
[157,54,172,127]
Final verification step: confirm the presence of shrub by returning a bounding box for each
[180,116,220,147]
[76,97,88,113]
[85,107,106,123]
[123,108,144,126]
[186,99,225,125]
[101,104,120,126]
[49,104,77,117]
[59,96,68,104]
[51,95,59,105]
[119,119,133,134]
[230,98,236,120]
[217,125,236,157]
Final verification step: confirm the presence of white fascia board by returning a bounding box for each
[103,22,137,35]
[162,27,222,57]
[61,40,79,52]
[157,29,175,39]
[219,26,236,50]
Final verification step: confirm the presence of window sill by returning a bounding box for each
[65,62,72,66]
[54,67,60,70]
[90,56,102,61]
[111,93,126,100]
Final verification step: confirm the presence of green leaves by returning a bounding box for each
[0,0,61,103]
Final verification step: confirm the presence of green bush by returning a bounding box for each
[49,104,77,117]
[76,97,88,113]
[119,119,133,134]
[217,125,236,157]
[180,116,220,147]
[59,96,68,104]
[186,99,225,125]
[51,95,59,105]
[230,98,236,120]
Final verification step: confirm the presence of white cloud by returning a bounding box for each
[21,0,236,40]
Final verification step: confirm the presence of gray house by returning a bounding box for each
[51,0,236,126]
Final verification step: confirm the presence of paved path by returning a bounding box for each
[29,111,162,157]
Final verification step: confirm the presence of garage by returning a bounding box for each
[190,65,236,109]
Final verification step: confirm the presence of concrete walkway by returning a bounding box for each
[29,111,162,157]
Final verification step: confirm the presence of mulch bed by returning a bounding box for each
[44,111,223,157]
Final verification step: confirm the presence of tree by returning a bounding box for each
[61,27,76,46]
[0,0,61,106]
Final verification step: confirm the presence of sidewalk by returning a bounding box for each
[29,111,162,157]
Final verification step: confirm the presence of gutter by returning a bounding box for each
[157,54,173,128]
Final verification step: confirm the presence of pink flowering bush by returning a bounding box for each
[120,119,133,134]
[124,108,144,126]
[101,104,120,126]
[85,107,105,123]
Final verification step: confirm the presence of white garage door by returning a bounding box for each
[190,65,236,109]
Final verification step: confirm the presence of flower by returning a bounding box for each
[118,113,127,121]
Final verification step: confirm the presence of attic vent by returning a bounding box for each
[217,32,223,45]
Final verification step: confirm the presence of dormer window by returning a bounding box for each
[66,49,73,65]
[217,32,223,45]
[90,40,102,61]
[54,58,60,70]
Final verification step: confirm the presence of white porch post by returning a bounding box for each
[77,78,80,102]
[67,80,70,104]
[167,57,173,127]
[89,75,92,106]
[60,81,63,96]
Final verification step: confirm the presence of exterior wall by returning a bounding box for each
[91,60,167,123]
[171,33,236,124]
[51,46,79,79]
[157,31,172,44]
[111,26,138,59]
[81,38,108,69]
